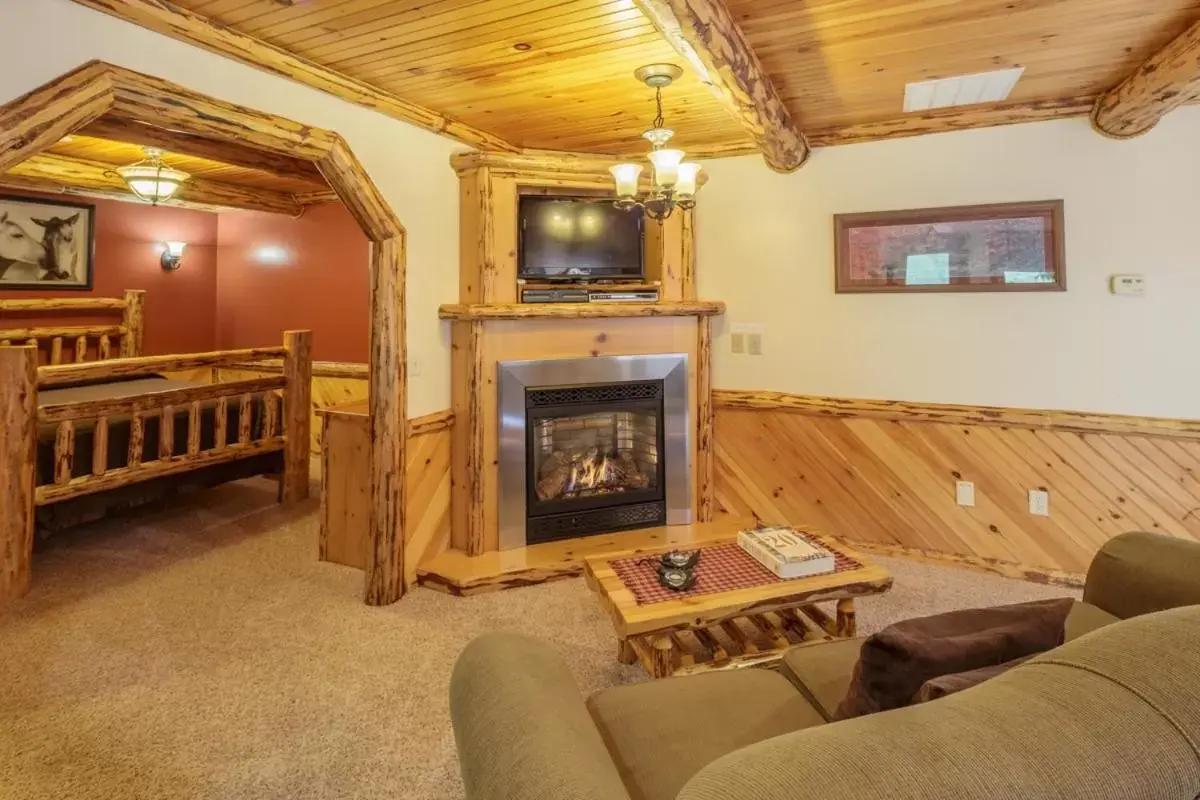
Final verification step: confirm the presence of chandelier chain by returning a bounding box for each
[653,86,665,130]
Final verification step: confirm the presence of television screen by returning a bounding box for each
[518,196,643,281]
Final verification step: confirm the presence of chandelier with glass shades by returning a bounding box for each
[111,147,191,204]
[610,64,701,223]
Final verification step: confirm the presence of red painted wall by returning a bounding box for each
[0,190,218,355]
[215,203,369,362]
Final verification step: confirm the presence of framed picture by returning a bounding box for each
[0,195,95,290]
[834,200,1065,294]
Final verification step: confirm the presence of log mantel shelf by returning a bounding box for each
[437,301,726,321]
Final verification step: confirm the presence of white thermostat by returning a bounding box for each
[1110,275,1145,296]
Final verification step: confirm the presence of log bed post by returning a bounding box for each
[0,346,37,602]
[121,289,146,357]
[282,329,313,503]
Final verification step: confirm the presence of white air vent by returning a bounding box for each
[903,67,1025,112]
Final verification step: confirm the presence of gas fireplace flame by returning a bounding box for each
[566,451,614,494]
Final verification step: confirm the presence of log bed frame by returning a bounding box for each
[0,294,312,601]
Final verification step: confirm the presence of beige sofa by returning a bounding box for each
[450,532,1200,800]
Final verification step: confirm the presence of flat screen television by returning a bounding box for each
[518,196,643,282]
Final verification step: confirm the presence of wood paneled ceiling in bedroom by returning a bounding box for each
[0,115,335,215]
[67,0,1200,170]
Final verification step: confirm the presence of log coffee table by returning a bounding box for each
[584,523,893,678]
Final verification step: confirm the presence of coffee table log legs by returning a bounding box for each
[836,598,857,637]
[650,636,674,678]
[617,638,638,665]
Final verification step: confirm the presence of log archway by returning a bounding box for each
[0,61,408,605]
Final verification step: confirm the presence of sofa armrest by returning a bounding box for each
[1084,531,1200,619]
[450,632,632,800]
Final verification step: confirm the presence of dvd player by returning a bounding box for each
[521,288,589,303]
[587,291,660,302]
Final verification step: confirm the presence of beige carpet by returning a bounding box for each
[1,479,1079,800]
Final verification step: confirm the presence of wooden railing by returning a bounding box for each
[0,290,146,364]
[0,330,312,602]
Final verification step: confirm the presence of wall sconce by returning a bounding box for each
[161,241,186,272]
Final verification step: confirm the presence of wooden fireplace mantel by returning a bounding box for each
[438,301,725,321]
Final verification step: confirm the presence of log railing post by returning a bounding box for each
[121,289,146,357]
[0,346,37,602]
[281,329,313,503]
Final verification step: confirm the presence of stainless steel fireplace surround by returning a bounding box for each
[497,354,691,550]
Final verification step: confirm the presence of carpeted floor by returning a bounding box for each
[1,479,1079,800]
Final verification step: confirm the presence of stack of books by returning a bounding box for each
[738,526,835,579]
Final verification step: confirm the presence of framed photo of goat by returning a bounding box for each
[0,195,95,290]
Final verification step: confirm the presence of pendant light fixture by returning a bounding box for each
[610,64,701,222]
[112,147,190,204]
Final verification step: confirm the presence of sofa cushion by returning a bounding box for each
[778,638,862,721]
[587,668,823,800]
[1064,600,1120,642]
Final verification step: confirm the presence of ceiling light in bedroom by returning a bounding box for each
[160,241,186,272]
[610,64,701,223]
[113,148,190,204]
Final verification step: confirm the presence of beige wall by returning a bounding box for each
[0,0,462,416]
[697,109,1200,419]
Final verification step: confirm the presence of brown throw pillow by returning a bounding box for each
[833,598,1075,721]
[913,654,1034,704]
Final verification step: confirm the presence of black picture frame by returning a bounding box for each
[0,194,96,291]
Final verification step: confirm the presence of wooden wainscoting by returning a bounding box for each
[320,405,452,586]
[713,391,1200,577]
[216,360,369,454]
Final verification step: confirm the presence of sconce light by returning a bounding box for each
[161,241,186,272]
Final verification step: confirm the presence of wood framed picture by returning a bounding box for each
[0,195,95,290]
[834,200,1065,294]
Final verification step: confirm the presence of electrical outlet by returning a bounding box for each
[730,333,746,354]
[747,333,763,356]
[1029,489,1050,516]
[956,480,976,507]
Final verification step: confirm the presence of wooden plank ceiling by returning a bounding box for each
[1,114,332,214]
[170,0,755,154]
[727,0,1200,136]
[155,0,1200,155]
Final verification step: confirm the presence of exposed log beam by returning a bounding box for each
[677,96,1099,158]
[631,0,808,172]
[79,116,327,186]
[69,0,518,153]
[291,189,340,206]
[1092,19,1200,139]
[5,152,303,215]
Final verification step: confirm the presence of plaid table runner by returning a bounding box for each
[610,540,863,606]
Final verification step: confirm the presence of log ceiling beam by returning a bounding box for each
[4,152,304,215]
[78,116,327,186]
[678,96,1100,158]
[69,0,518,153]
[1092,19,1200,139]
[631,0,808,172]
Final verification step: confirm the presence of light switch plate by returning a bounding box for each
[956,480,976,507]
[408,357,422,377]
[731,323,764,356]
[1029,489,1050,516]
[747,333,763,356]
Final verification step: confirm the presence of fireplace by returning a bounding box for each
[498,355,691,548]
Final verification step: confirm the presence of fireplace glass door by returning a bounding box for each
[525,380,666,543]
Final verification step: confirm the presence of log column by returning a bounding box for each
[282,329,313,503]
[0,346,37,602]
[121,289,146,357]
